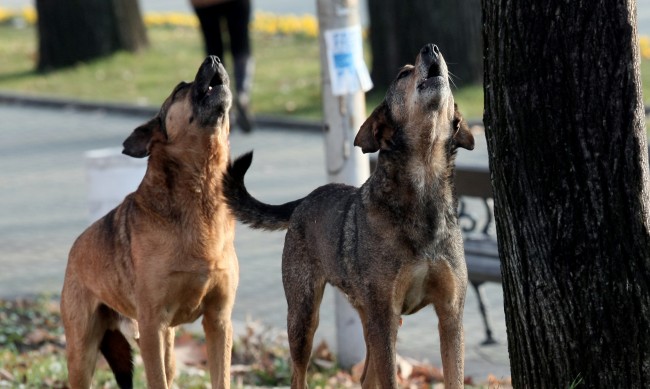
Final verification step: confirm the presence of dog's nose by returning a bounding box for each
[421,44,440,59]
[206,55,222,65]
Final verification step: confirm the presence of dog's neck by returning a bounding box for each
[137,133,229,220]
[364,138,460,244]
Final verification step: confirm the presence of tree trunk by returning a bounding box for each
[36,0,148,71]
[112,0,149,52]
[482,0,650,387]
[367,0,482,90]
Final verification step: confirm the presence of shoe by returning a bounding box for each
[234,55,254,133]
[235,94,253,133]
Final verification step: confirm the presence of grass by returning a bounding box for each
[0,23,482,121]
[0,24,324,117]
[0,295,330,388]
[0,25,323,120]
[2,23,650,122]
[568,374,583,389]
[1,295,512,388]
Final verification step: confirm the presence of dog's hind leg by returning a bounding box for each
[99,328,134,389]
[282,255,326,389]
[356,309,371,384]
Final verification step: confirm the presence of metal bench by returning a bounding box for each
[455,163,501,345]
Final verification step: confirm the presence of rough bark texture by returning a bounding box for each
[367,0,482,90]
[36,0,148,71]
[482,0,650,387]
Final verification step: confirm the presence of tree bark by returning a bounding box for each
[482,0,650,387]
[36,0,148,71]
[367,0,482,90]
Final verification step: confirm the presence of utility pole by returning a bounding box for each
[316,0,372,369]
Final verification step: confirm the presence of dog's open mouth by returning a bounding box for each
[418,62,444,90]
[205,72,223,97]
[194,56,229,103]
[197,68,223,100]
[427,62,442,79]
[190,56,232,127]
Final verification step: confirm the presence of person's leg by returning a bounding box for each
[194,3,225,60]
[225,0,254,132]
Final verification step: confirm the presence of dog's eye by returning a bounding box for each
[397,69,412,80]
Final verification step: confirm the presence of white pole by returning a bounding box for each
[316,0,371,369]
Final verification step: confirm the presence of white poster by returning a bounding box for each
[324,25,373,96]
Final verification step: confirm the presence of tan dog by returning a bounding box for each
[61,56,238,389]
[223,44,473,388]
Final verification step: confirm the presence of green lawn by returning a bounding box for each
[0,24,485,120]
[1,24,649,122]
[0,25,321,116]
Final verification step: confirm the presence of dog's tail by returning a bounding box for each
[223,151,303,231]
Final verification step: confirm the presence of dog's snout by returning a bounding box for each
[421,44,440,59]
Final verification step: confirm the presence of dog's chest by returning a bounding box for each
[399,261,432,315]
[166,263,235,326]
[163,222,236,325]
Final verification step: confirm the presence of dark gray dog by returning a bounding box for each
[223,43,474,389]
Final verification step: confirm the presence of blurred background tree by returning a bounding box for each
[36,0,148,71]
[367,0,482,90]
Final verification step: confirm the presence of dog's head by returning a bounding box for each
[354,44,474,156]
[122,56,232,158]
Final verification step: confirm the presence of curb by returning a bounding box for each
[0,91,324,132]
[0,90,491,130]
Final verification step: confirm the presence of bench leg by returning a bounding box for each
[481,198,494,235]
[471,281,497,345]
[457,198,477,233]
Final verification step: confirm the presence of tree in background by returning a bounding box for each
[367,0,481,90]
[36,0,148,71]
[482,0,650,386]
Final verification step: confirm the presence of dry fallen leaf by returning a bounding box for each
[0,368,15,381]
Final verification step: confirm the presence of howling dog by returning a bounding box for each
[223,44,474,388]
[61,56,238,389]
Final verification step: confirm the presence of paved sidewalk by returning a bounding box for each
[0,104,510,382]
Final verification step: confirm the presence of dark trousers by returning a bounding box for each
[193,0,252,68]
[194,0,254,131]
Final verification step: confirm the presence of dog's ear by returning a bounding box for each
[354,102,395,154]
[122,117,162,158]
[452,104,474,151]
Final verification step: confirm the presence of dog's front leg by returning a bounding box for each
[138,324,170,389]
[203,304,234,389]
[431,262,467,389]
[362,305,400,389]
[163,327,176,387]
[437,308,465,389]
